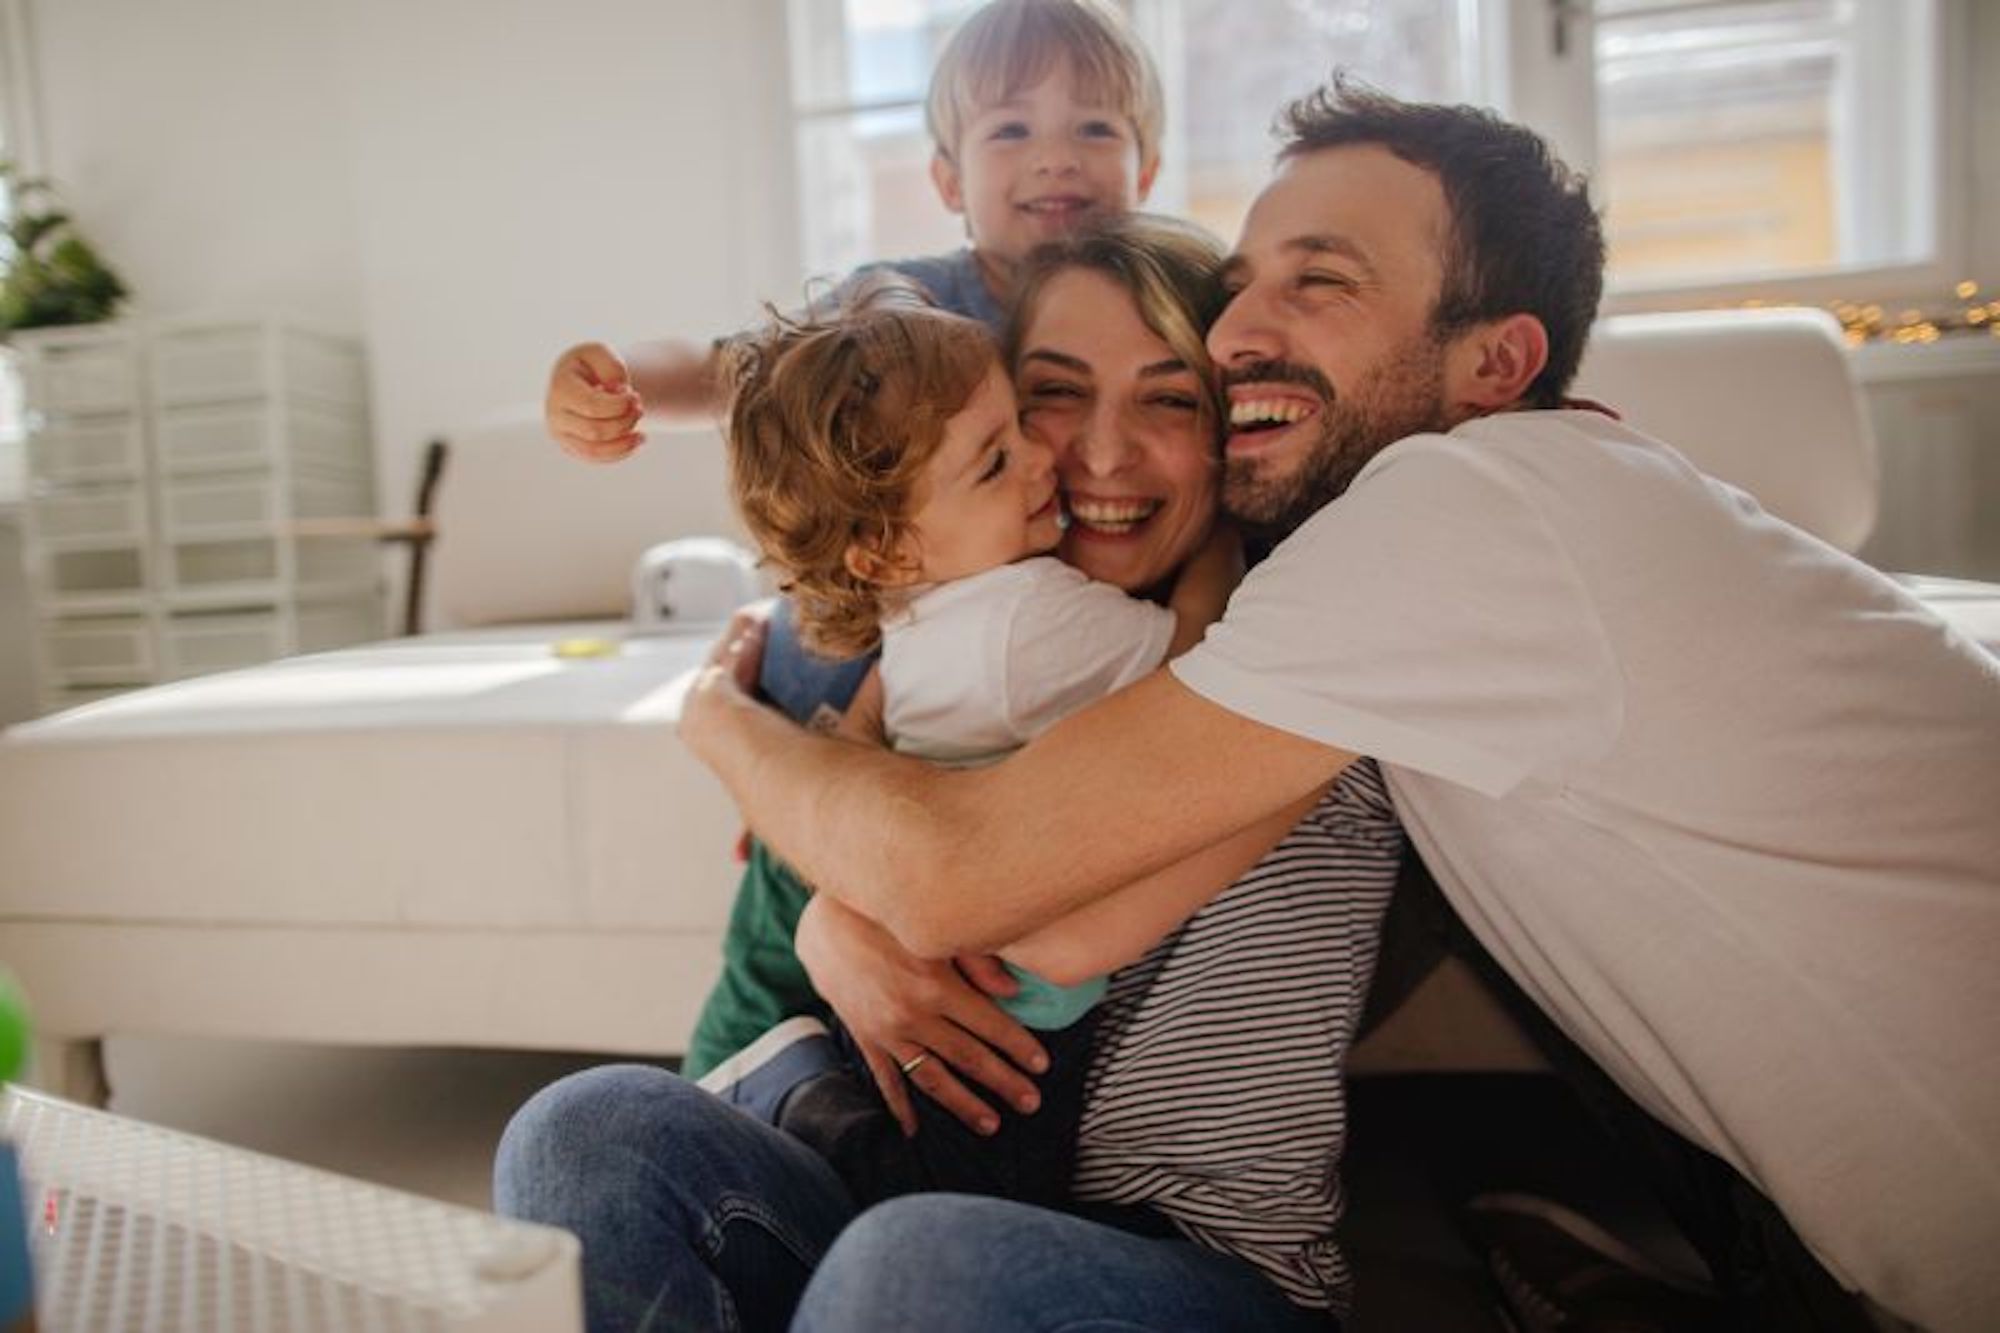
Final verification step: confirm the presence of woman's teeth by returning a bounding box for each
[1229,399,1315,429]
[1066,498,1161,536]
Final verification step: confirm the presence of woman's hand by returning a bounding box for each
[795,893,1049,1137]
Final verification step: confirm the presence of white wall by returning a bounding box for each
[26,0,799,509]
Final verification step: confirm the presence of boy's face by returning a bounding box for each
[887,362,1064,586]
[932,65,1157,267]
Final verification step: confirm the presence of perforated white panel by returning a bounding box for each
[3,1086,580,1333]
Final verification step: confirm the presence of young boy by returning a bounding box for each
[541,0,1171,1078]
[545,0,1161,459]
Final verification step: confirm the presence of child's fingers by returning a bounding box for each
[557,402,643,439]
[558,381,643,422]
[569,342,630,392]
[558,431,644,462]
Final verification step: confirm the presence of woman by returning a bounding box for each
[496,216,1401,1333]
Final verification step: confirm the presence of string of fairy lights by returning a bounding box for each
[1819,281,2000,348]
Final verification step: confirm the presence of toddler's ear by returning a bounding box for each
[930,151,967,216]
[844,539,920,588]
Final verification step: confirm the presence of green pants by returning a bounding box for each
[683,839,828,1080]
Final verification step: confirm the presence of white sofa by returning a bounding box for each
[1,416,757,1102]
[3,312,1996,1102]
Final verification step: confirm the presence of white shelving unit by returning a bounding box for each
[14,319,385,713]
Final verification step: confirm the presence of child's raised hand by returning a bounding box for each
[548,341,645,462]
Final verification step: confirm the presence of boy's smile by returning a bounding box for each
[931,65,1157,269]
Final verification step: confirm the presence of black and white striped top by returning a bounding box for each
[1071,759,1402,1316]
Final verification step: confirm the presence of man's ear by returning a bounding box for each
[1444,313,1549,416]
[930,151,966,216]
[844,538,921,588]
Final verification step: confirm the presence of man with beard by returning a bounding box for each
[682,79,1999,1333]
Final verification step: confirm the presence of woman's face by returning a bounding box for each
[1013,268,1219,595]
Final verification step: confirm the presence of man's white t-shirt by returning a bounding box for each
[1173,409,2000,1333]
[883,555,1173,765]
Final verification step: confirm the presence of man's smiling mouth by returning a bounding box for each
[1228,397,1319,433]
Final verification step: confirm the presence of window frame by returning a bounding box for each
[1516,0,1974,315]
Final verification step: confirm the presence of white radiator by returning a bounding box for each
[2,1085,581,1332]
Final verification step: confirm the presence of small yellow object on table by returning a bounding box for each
[551,637,621,660]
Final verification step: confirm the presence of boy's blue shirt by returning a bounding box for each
[860,248,1008,334]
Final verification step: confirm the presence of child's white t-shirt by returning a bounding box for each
[881,556,1175,766]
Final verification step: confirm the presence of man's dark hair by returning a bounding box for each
[1278,75,1605,409]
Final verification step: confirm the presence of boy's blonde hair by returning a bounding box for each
[722,278,997,658]
[926,0,1164,171]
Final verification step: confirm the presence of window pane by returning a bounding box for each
[1167,0,1480,245]
[789,0,982,280]
[790,0,983,110]
[796,106,966,282]
[1596,0,1937,289]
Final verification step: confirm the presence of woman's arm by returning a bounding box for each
[1165,525,1245,656]
[999,787,1324,985]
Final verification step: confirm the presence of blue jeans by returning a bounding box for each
[794,1194,1334,1333]
[495,1066,1332,1333]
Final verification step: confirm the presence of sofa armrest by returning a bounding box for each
[423,410,746,630]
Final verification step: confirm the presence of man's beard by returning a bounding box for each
[1223,332,1451,544]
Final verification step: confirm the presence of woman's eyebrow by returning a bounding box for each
[1138,358,1189,378]
[1021,348,1090,374]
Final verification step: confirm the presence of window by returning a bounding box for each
[1589,0,1942,295]
[787,0,984,284]
[784,0,1954,303]
[784,0,1488,282]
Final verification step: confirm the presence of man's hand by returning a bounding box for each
[794,894,1048,1137]
[548,341,645,461]
[680,603,772,756]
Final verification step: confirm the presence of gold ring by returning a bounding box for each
[898,1052,931,1077]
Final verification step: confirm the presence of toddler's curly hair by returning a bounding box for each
[721,276,998,657]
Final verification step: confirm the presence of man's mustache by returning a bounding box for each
[1218,359,1337,405]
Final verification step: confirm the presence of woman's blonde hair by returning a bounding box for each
[722,277,997,657]
[1005,213,1230,427]
[925,0,1164,172]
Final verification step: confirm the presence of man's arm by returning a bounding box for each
[681,621,1357,957]
[998,787,1325,985]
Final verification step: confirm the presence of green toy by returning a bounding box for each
[0,970,28,1085]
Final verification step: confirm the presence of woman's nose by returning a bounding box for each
[1068,410,1138,477]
